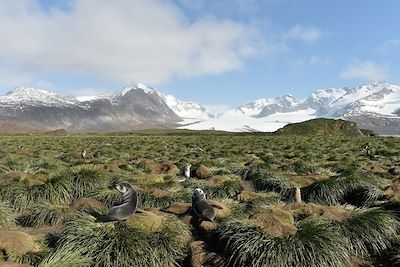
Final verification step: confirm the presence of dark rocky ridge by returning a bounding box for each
[0,88,181,132]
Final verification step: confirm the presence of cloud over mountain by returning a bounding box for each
[0,0,262,85]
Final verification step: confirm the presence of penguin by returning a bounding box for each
[107,182,138,221]
[81,150,87,158]
[191,188,215,221]
[176,163,192,183]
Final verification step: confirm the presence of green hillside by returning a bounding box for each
[275,118,375,136]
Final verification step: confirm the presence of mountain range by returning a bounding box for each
[0,81,399,135]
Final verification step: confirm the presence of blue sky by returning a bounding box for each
[0,0,399,108]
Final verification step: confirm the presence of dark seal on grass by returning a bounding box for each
[192,188,215,221]
[107,182,138,221]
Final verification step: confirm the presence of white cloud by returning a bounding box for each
[339,60,388,81]
[0,0,263,85]
[286,25,323,44]
[377,39,400,53]
[290,56,330,66]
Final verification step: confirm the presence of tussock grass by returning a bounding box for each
[238,167,293,199]
[302,168,383,205]
[7,250,48,266]
[238,192,281,214]
[19,202,70,227]
[139,190,189,210]
[218,217,351,267]
[89,188,122,208]
[0,201,15,229]
[71,168,108,198]
[39,245,91,267]
[184,177,243,199]
[57,212,190,267]
[334,208,399,257]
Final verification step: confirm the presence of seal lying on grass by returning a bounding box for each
[107,182,138,221]
[191,188,215,221]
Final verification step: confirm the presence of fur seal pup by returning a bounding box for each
[191,188,215,221]
[176,163,192,183]
[107,182,138,221]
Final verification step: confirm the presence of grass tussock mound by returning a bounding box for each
[18,202,70,227]
[302,168,384,206]
[218,217,350,267]
[218,207,398,267]
[56,212,190,267]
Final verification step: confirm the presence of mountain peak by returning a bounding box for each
[3,85,78,106]
[120,83,158,96]
[8,85,44,95]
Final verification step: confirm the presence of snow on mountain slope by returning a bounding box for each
[108,83,211,120]
[180,108,316,132]
[306,88,349,109]
[159,93,211,120]
[324,81,390,116]
[353,84,400,116]
[0,85,79,106]
[237,94,301,116]
[181,81,400,134]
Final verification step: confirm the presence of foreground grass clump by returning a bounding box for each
[39,245,91,267]
[302,167,384,205]
[218,217,350,267]
[0,168,109,212]
[18,202,70,227]
[334,208,399,257]
[0,201,15,229]
[56,212,190,267]
[218,207,398,267]
[238,167,293,199]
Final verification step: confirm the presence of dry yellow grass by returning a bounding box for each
[126,210,166,232]
[0,230,40,255]
[284,203,353,221]
[250,207,297,237]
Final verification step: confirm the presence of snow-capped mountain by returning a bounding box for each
[236,94,301,117]
[0,84,181,132]
[180,81,400,135]
[111,83,211,121]
[158,93,212,120]
[0,85,79,106]
[0,81,399,134]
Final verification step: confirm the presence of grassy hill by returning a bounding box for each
[274,118,375,136]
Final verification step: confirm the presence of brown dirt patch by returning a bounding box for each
[70,198,106,211]
[165,202,191,215]
[205,176,229,186]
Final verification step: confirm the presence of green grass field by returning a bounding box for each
[0,130,399,266]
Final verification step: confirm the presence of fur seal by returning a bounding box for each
[107,182,138,221]
[176,163,192,183]
[191,188,215,221]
